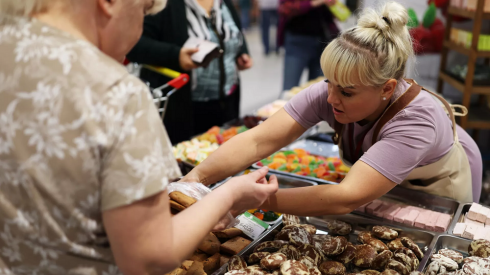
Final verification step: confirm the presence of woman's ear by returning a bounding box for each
[382,79,397,100]
[97,0,116,17]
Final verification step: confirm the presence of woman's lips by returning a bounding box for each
[333,107,344,115]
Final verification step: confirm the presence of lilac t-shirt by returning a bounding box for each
[284,80,482,201]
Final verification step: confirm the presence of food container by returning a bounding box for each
[235,169,318,189]
[213,214,436,274]
[446,203,490,238]
[285,139,340,158]
[419,234,471,273]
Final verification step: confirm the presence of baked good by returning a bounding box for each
[469,239,490,258]
[353,244,377,268]
[400,237,424,260]
[221,255,231,266]
[380,270,400,275]
[361,270,380,275]
[326,220,352,236]
[313,234,332,252]
[228,255,247,271]
[248,252,271,264]
[181,260,194,270]
[244,265,268,275]
[299,224,317,235]
[283,214,301,226]
[322,236,348,256]
[224,271,248,275]
[260,252,288,270]
[371,250,393,270]
[169,191,197,208]
[221,237,252,255]
[387,260,409,275]
[189,252,209,262]
[462,260,490,275]
[186,261,207,275]
[434,214,451,232]
[318,261,346,275]
[334,243,357,265]
[365,238,389,253]
[372,226,398,240]
[296,244,322,265]
[430,254,458,271]
[438,265,447,274]
[394,248,418,271]
[198,232,221,255]
[170,200,186,212]
[388,239,404,252]
[288,226,312,246]
[214,228,243,239]
[298,256,316,269]
[254,241,282,253]
[278,244,301,260]
[425,260,440,275]
[166,268,187,275]
[272,271,281,275]
[408,272,422,275]
[358,232,374,244]
[437,249,464,264]
[280,260,309,275]
[203,253,221,274]
[310,267,322,275]
[393,253,413,272]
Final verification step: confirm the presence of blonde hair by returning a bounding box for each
[0,0,166,17]
[321,2,414,88]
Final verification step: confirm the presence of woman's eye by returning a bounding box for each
[341,90,352,97]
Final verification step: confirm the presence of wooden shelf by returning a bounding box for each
[443,40,490,57]
[439,72,490,95]
[448,6,490,20]
[467,106,490,129]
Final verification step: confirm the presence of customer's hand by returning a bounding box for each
[179,48,199,71]
[224,167,279,216]
[311,0,326,7]
[236,54,253,71]
[325,0,337,7]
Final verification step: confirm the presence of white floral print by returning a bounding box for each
[0,17,181,274]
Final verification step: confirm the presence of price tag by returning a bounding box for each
[234,212,270,240]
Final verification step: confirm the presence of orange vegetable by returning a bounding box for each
[254,212,264,220]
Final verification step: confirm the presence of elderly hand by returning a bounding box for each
[179,47,199,71]
[236,54,253,71]
[325,0,337,7]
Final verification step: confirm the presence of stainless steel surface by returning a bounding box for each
[214,214,435,274]
[420,234,472,273]
[447,203,469,235]
[235,169,318,189]
[285,139,340,158]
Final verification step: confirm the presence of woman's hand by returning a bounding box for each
[236,54,253,71]
[325,0,337,7]
[179,47,199,71]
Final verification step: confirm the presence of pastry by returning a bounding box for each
[358,232,374,244]
[388,239,405,252]
[318,261,346,275]
[221,255,231,266]
[408,272,422,275]
[167,268,187,275]
[380,270,401,275]
[283,214,301,226]
[310,267,322,275]
[437,249,464,264]
[198,232,221,255]
[169,191,197,208]
[189,252,208,262]
[280,260,309,275]
[387,259,409,275]
[322,236,348,256]
[299,256,316,269]
[288,226,312,246]
[425,260,441,275]
[469,239,490,258]
[296,244,323,265]
[299,224,317,235]
[326,220,352,236]
[313,234,332,252]
[221,237,252,255]
[334,243,357,265]
[430,254,458,271]
[248,252,271,264]
[244,265,268,275]
[361,270,380,275]
[400,237,424,260]
[254,241,282,253]
[170,200,186,212]
[181,260,194,270]
[371,250,393,270]
[394,248,418,271]
[224,271,248,275]
[354,244,377,268]
[260,253,288,270]
[278,244,300,260]
[372,226,399,240]
[213,228,243,239]
[186,261,207,275]
[228,255,247,271]
[393,253,413,272]
[203,253,221,274]
[365,238,389,253]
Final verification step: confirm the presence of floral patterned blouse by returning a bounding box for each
[0,16,181,274]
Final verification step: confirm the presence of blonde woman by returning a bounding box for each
[183,2,483,215]
[0,0,278,274]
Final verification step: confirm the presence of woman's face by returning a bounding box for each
[326,78,390,124]
[98,0,156,61]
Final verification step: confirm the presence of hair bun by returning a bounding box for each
[357,1,408,34]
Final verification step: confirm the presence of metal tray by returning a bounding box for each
[251,163,342,185]
[214,214,435,274]
[285,139,340,158]
[420,234,472,273]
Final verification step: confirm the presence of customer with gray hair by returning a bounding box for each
[0,1,278,274]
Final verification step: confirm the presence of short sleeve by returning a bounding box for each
[284,81,332,129]
[360,112,437,184]
[100,76,181,211]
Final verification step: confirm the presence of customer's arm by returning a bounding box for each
[182,109,307,185]
[104,168,278,275]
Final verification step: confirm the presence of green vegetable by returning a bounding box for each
[423,3,436,29]
[407,8,419,29]
[263,211,278,221]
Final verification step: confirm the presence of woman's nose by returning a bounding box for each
[327,89,339,105]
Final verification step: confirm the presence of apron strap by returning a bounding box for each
[371,79,421,144]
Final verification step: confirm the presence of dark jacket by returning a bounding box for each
[127,0,249,144]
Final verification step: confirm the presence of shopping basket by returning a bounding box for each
[125,60,189,121]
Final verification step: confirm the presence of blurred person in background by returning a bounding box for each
[128,0,253,141]
[279,0,340,91]
[258,0,279,55]
[239,0,252,30]
[0,0,276,274]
